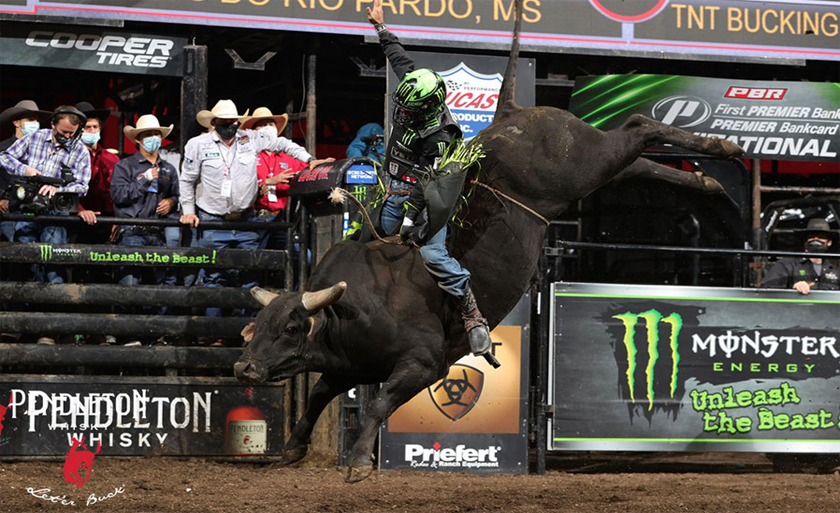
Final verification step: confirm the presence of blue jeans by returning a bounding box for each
[197,210,261,317]
[117,227,166,286]
[254,214,287,250]
[419,225,470,299]
[381,194,409,236]
[0,221,14,242]
[15,220,68,283]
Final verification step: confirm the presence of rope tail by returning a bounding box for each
[329,188,390,244]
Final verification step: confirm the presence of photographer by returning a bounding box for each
[0,105,91,284]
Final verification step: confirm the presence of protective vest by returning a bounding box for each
[384,107,461,184]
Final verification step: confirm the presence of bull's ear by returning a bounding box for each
[251,287,280,307]
[241,322,255,345]
[306,315,326,342]
[301,281,347,311]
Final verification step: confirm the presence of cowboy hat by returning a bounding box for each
[803,218,837,243]
[123,114,173,140]
[74,102,112,124]
[0,100,51,127]
[240,107,289,132]
[196,99,249,129]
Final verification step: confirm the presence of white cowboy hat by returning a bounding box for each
[241,107,289,132]
[123,114,173,140]
[197,99,250,129]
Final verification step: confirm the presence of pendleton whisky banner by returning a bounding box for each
[2,1,839,62]
[550,282,840,453]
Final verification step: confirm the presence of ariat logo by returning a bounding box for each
[40,244,53,261]
[612,310,683,410]
[428,364,483,421]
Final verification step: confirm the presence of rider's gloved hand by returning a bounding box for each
[399,217,416,242]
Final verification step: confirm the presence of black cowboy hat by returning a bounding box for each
[74,102,112,124]
[0,100,51,127]
[803,218,837,243]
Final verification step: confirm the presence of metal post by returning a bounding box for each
[536,251,552,475]
[181,45,208,153]
[751,159,763,287]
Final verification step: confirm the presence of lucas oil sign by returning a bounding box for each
[440,63,503,140]
[550,283,840,453]
[570,74,840,162]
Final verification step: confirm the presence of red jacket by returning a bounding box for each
[255,151,307,212]
[79,146,119,215]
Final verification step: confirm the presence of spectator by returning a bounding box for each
[111,114,179,288]
[241,107,306,249]
[0,105,91,285]
[0,100,51,242]
[74,102,118,233]
[179,99,331,344]
[762,219,840,294]
[346,122,385,163]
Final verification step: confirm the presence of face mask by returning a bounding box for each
[806,239,828,253]
[258,125,278,139]
[141,136,162,154]
[81,132,101,146]
[215,122,239,140]
[22,121,40,136]
[54,131,71,147]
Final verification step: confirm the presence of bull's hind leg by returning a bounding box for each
[281,374,355,465]
[345,359,440,483]
[609,157,724,195]
[618,114,744,159]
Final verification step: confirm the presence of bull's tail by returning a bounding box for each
[495,0,523,121]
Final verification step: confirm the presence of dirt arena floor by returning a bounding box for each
[2,453,838,512]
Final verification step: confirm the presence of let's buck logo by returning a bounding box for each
[612,310,684,412]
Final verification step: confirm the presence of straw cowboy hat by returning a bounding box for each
[74,101,112,124]
[241,107,289,132]
[0,100,51,127]
[196,99,249,129]
[803,218,837,244]
[123,114,173,140]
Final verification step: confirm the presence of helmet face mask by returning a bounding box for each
[393,68,446,129]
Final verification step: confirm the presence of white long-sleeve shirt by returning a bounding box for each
[180,129,312,216]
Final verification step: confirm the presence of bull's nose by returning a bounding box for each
[234,360,265,383]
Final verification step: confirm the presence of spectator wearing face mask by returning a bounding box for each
[240,107,307,249]
[761,219,840,294]
[74,102,118,230]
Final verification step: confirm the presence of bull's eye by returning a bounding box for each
[284,326,299,336]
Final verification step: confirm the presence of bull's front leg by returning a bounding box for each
[345,360,439,483]
[282,374,355,465]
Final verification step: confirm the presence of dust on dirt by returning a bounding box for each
[1,454,838,513]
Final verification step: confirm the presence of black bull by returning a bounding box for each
[234,0,743,483]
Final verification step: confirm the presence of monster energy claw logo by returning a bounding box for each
[40,244,53,261]
[613,309,683,410]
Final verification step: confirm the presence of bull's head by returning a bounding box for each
[233,281,347,383]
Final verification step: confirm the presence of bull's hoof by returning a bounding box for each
[694,172,724,195]
[715,138,745,159]
[345,464,374,483]
[280,446,307,466]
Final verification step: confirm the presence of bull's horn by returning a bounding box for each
[301,281,347,311]
[251,287,280,307]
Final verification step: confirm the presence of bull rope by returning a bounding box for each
[329,188,403,245]
[467,180,551,226]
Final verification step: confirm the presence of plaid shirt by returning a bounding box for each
[0,129,91,195]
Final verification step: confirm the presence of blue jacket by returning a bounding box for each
[346,123,385,162]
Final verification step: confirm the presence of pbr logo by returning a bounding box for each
[428,364,484,421]
[440,63,502,140]
[652,95,712,128]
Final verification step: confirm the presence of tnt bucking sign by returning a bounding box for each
[441,63,502,140]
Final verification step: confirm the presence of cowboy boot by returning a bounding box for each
[459,282,491,356]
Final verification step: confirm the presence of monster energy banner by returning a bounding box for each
[0,242,284,270]
[379,294,530,474]
[570,74,840,162]
[550,282,840,453]
[4,1,838,62]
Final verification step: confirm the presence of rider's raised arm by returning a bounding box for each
[367,0,414,80]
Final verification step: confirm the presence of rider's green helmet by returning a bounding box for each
[393,68,446,128]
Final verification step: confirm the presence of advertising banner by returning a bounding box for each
[550,282,840,452]
[0,24,186,77]
[387,52,536,141]
[3,1,837,62]
[570,74,840,162]
[0,376,284,456]
[379,294,530,474]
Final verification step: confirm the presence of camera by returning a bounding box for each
[1,165,79,214]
